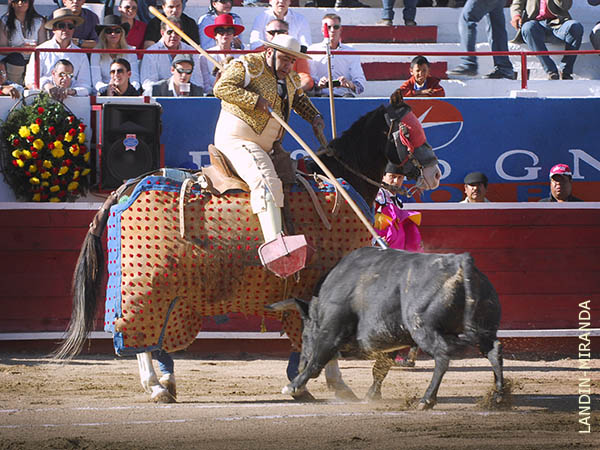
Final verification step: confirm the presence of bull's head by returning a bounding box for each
[385,89,441,195]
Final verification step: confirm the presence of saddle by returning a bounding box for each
[201,145,250,194]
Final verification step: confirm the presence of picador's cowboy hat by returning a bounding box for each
[203,13,244,39]
[261,34,310,60]
[96,15,130,36]
[45,8,85,30]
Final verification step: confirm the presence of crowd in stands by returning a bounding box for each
[0,0,597,101]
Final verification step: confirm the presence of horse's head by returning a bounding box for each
[384,90,441,194]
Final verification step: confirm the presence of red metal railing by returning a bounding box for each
[4,46,599,91]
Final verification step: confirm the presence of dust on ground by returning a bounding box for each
[0,353,598,450]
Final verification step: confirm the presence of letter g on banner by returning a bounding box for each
[496,150,542,181]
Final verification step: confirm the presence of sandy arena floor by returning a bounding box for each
[0,353,598,450]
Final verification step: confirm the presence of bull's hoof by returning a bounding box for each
[417,398,436,410]
[159,374,177,399]
[151,385,176,403]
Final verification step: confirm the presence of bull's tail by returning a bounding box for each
[459,253,478,345]
[53,191,120,359]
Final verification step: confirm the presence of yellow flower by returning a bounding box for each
[32,193,41,202]
[51,147,65,159]
[43,160,52,169]
[50,197,60,203]
[78,133,86,144]
[18,126,30,138]
[28,165,37,173]
[67,181,79,191]
[22,150,32,159]
[53,141,63,150]
[64,133,73,143]
[30,123,40,134]
[58,166,69,176]
[33,139,44,151]
[83,152,90,162]
[11,149,22,158]
[72,170,80,180]
[41,171,51,179]
[29,177,40,185]
[50,185,60,192]
[41,181,49,187]
[69,145,80,156]
[81,168,91,176]
[16,159,24,168]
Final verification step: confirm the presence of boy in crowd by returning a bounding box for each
[98,59,141,96]
[399,55,445,97]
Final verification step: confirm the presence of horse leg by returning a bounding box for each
[366,352,394,402]
[324,358,359,401]
[136,352,175,403]
[154,349,177,399]
[484,339,504,405]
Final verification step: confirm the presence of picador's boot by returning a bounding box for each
[257,192,315,278]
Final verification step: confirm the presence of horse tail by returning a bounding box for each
[53,191,119,359]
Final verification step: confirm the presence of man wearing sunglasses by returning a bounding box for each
[213,34,324,274]
[24,8,92,94]
[143,0,200,48]
[98,58,141,96]
[308,13,366,97]
[42,59,87,101]
[249,0,311,50]
[140,16,210,93]
[146,54,204,96]
[63,0,100,49]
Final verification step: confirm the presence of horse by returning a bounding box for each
[55,94,441,403]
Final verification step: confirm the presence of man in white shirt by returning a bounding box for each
[249,0,311,50]
[308,13,366,97]
[24,8,92,94]
[42,59,88,101]
[140,16,210,93]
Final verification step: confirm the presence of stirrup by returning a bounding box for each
[258,233,315,278]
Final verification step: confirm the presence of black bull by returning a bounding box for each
[272,247,504,409]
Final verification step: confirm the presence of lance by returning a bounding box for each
[323,22,337,139]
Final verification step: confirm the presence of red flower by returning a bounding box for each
[65,159,72,166]
[67,116,74,124]
[37,107,44,114]
[52,167,58,174]
[57,134,64,141]
[58,191,66,198]
[48,126,56,135]
[26,135,34,143]
[30,145,35,151]
[78,123,86,132]
[35,118,42,125]
[79,145,87,153]
[41,193,48,200]
[25,171,31,177]
[12,160,18,167]
[48,142,55,150]
[12,138,20,146]
[32,151,38,159]
[68,128,77,136]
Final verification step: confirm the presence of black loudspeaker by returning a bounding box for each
[100,103,162,190]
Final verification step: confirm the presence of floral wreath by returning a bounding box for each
[0,93,91,202]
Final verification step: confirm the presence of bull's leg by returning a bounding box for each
[324,359,359,401]
[366,352,394,402]
[418,353,449,410]
[136,352,175,403]
[282,344,342,399]
[485,339,504,405]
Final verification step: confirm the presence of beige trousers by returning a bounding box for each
[214,110,284,214]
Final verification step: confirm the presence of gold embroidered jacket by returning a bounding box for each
[213,52,320,136]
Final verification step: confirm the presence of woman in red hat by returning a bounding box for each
[202,14,244,86]
[198,1,244,49]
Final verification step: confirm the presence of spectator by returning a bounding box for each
[146,54,204,96]
[254,19,313,92]
[378,0,418,26]
[24,8,92,93]
[143,0,199,48]
[118,0,147,52]
[91,15,140,93]
[197,0,243,50]
[510,0,583,80]
[249,0,311,50]
[42,59,88,101]
[399,55,445,97]
[140,16,210,93]
[447,0,515,79]
[308,14,366,97]
[460,171,490,203]
[0,0,46,84]
[0,59,23,98]
[334,0,369,7]
[539,164,582,202]
[201,13,244,87]
[98,58,141,95]
[62,0,99,49]
[589,0,600,51]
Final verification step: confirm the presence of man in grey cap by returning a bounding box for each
[460,171,490,203]
[145,54,205,97]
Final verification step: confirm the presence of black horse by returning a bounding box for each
[56,92,441,403]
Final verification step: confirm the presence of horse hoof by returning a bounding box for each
[151,385,176,403]
[282,384,294,396]
[159,374,177,399]
[292,389,316,402]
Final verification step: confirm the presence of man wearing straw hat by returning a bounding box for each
[213,34,324,271]
[24,8,92,94]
